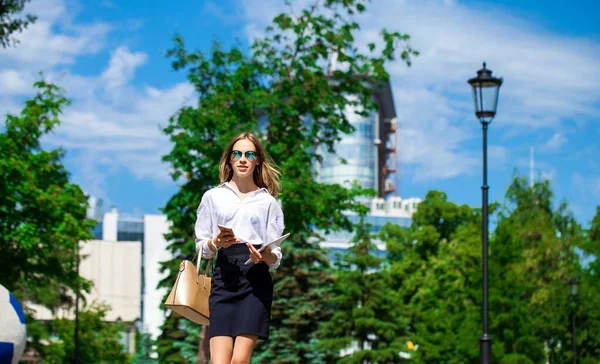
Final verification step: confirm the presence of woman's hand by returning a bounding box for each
[247,244,276,265]
[213,229,239,250]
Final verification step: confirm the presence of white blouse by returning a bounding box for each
[195,182,284,269]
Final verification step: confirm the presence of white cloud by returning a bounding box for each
[540,167,558,183]
[44,77,196,184]
[100,1,116,8]
[0,70,35,95]
[1,0,111,69]
[543,132,568,151]
[69,150,116,208]
[0,0,194,195]
[488,145,509,168]
[202,0,244,25]
[101,46,148,91]
[569,173,600,225]
[572,173,600,198]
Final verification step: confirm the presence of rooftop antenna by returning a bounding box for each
[529,147,534,187]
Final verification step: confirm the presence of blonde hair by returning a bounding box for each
[219,132,282,196]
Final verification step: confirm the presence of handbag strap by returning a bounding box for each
[192,249,215,277]
[192,232,215,277]
[191,233,215,281]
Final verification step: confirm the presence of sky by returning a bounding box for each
[1,0,599,226]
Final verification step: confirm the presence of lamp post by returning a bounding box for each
[468,62,503,364]
[569,277,578,364]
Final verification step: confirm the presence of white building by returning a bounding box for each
[29,239,141,354]
[91,208,172,341]
[321,196,421,260]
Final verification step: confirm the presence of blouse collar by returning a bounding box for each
[219,181,269,196]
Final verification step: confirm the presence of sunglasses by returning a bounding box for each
[231,150,257,161]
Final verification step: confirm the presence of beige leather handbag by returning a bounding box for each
[164,254,213,325]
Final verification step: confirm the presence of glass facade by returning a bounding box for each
[89,219,144,243]
[117,220,145,243]
[319,109,376,190]
[92,221,103,240]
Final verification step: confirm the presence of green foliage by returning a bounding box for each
[171,319,202,363]
[319,214,407,363]
[575,206,600,361]
[409,190,480,260]
[158,0,416,362]
[37,302,130,364]
[379,190,481,363]
[0,0,37,48]
[156,310,194,362]
[373,179,600,363]
[0,80,95,309]
[490,176,580,362]
[132,331,159,363]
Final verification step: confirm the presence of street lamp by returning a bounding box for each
[468,62,503,364]
[569,277,578,364]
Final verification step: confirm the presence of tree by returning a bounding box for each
[0,80,95,312]
[368,179,599,363]
[0,0,36,48]
[158,0,417,361]
[33,302,131,363]
[170,319,202,363]
[319,209,408,363]
[378,190,482,363]
[0,79,97,362]
[155,39,262,362]
[574,207,600,362]
[131,330,159,364]
[490,177,582,362]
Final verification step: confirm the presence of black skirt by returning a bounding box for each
[209,244,273,340]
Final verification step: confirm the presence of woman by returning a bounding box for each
[194,132,284,364]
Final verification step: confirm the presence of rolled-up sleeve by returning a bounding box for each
[195,195,215,259]
[265,212,284,269]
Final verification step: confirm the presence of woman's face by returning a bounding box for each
[230,138,258,179]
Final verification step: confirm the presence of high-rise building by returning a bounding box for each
[312,80,421,258]
[316,81,399,199]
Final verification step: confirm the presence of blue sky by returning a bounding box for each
[1,0,599,226]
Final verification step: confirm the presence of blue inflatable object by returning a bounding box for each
[0,284,27,364]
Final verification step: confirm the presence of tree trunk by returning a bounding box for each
[197,325,210,364]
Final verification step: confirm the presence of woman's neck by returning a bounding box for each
[228,176,258,194]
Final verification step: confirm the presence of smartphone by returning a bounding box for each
[218,225,234,235]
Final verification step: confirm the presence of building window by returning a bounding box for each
[117,231,144,242]
[92,221,103,239]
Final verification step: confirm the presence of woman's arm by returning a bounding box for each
[263,212,284,269]
[195,195,216,259]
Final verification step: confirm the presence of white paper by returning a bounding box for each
[244,233,291,265]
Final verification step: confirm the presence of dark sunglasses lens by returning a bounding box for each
[246,151,257,161]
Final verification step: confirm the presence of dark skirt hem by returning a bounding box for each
[208,330,269,341]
